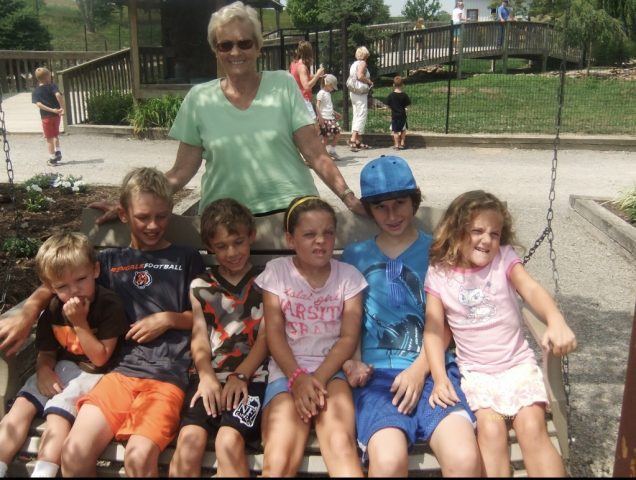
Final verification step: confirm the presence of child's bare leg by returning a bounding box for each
[261,393,310,476]
[37,413,71,465]
[513,404,564,476]
[215,426,249,477]
[45,137,55,156]
[475,408,511,476]
[367,427,409,476]
[124,434,160,477]
[392,132,400,148]
[61,404,114,476]
[429,412,481,477]
[0,398,38,464]
[331,132,341,149]
[169,425,207,477]
[314,379,363,476]
[399,131,406,147]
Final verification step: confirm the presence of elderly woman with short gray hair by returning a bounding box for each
[348,46,373,151]
[167,1,363,216]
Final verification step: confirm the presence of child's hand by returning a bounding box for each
[221,375,248,411]
[343,359,374,387]
[542,317,577,357]
[57,108,64,116]
[428,376,459,409]
[191,374,223,417]
[291,373,327,423]
[37,366,63,398]
[126,313,169,343]
[63,297,90,328]
[334,112,342,120]
[390,366,425,415]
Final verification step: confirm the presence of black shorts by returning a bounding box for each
[391,115,408,133]
[179,374,266,448]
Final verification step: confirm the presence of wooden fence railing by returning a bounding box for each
[0,51,105,94]
[57,49,132,126]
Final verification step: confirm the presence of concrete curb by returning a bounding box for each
[570,195,636,256]
[65,125,636,152]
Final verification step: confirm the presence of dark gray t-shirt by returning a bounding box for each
[97,244,205,390]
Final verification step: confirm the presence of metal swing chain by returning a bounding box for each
[0,86,24,315]
[521,30,573,464]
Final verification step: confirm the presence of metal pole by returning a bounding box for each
[445,21,453,134]
[613,302,636,476]
[342,17,349,132]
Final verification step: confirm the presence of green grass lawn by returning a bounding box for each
[359,74,636,135]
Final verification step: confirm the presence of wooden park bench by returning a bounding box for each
[0,205,569,476]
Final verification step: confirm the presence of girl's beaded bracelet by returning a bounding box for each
[287,367,309,391]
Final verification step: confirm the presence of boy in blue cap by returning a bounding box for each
[342,155,480,477]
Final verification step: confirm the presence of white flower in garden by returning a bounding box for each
[27,185,42,192]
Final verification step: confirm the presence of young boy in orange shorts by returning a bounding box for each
[169,198,268,477]
[32,67,65,166]
[59,167,206,476]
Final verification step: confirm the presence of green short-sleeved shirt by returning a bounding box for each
[169,71,319,214]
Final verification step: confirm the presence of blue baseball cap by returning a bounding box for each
[360,155,418,202]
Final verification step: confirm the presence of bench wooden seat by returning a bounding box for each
[0,206,569,477]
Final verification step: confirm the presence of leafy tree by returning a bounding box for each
[401,0,441,21]
[76,0,116,33]
[558,0,626,70]
[0,0,51,50]
[598,0,636,39]
[286,0,323,28]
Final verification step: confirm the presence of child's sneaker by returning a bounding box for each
[330,151,341,161]
[55,150,62,161]
[47,157,59,166]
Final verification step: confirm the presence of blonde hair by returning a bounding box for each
[355,46,370,61]
[119,167,173,211]
[207,1,263,52]
[35,232,96,284]
[35,67,51,82]
[429,190,518,267]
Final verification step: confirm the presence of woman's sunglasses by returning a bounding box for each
[216,39,255,53]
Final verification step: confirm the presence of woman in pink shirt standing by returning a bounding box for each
[290,40,325,128]
[423,190,577,477]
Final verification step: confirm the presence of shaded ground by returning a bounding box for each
[0,183,190,311]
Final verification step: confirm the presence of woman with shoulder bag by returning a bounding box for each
[348,47,373,152]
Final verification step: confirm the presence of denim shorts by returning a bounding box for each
[263,370,346,409]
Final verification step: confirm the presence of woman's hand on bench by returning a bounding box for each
[0,311,35,357]
[89,201,120,225]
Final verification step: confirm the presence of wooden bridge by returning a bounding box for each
[0,20,582,126]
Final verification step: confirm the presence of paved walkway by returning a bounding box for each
[2,118,636,476]
[1,92,65,134]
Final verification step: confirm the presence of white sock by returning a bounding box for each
[0,461,8,477]
[31,460,59,478]
[327,144,335,153]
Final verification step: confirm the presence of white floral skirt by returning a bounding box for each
[460,363,549,417]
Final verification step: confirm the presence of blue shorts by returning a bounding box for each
[352,364,475,459]
[263,371,346,409]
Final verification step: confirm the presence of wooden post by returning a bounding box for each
[502,21,509,74]
[128,0,141,103]
[613,301,636,477]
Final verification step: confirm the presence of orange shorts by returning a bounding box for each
[41,115,60,139]
[77,372,184,451]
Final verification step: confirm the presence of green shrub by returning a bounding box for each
[2,237,40,258]
[23,185,49,212]
[613,187,636,224]
[87,92,134,125]
[128,95,183,134]
[22,173,58,190]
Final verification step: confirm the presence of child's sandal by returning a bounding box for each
[348,141,360,152]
